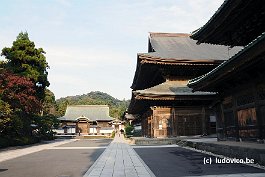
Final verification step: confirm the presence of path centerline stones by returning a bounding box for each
[83,135,155,177]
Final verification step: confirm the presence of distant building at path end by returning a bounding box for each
[57,105,114,136]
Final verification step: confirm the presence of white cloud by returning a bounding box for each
[44,46,134,68]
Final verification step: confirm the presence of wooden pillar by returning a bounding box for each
[202,107,206,135]
[148,114,151,137]
[171,107,177,136]
[154,113,157,138]
[87,123,90,134]
[254,84,264,140]
[220,103,226,140]
[151,107,156,137]
[232,95,240,141]
[141,118,145,137]
[150,114,154,138]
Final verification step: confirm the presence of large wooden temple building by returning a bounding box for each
[128,33,241,138]
[188,0,265,142]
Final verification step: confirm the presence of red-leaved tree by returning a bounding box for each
[0,70,41,114]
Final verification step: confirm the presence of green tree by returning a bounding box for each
[0,100,12,134]
[43,89,56,115]
[33,114,59,140]
[56,99,69,116]
[124,123,134,136]
[1,32,50,100]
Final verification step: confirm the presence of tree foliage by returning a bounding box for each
[0,69,43,144]
[0,32,56,148]
[43,89,57,115]
[124,123,134,136]
[1,32,50,100]
[0,70,41,114]
[33,114,59,140]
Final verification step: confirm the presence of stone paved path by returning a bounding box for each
[83,134,155,177]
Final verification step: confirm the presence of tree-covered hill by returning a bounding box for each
[56,91,130,119]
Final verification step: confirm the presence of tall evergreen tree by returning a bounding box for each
[1,32,50,100]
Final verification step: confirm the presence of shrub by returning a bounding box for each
[124,124,134,136]
[111,131,115,138]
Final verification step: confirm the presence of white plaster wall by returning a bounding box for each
[100,129,114,134]
[67,128,76,134]
[89,128,97,134]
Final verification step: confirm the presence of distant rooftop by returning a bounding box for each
[58,105,113,122]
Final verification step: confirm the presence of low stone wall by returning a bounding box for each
[82,135,111,139]
[55,134,76,139]
[183,141,265,166]
[130,138,180,145]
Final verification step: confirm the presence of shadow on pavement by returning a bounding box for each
[135,147,265,177]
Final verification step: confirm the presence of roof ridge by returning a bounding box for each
[149,32,190,38]
[67,105,109,107]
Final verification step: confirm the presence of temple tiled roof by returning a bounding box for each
[131,33,242,90]
[142,33,241,62]
[134,80,215,100]
[58,105,113,122]
[128,80,216,114]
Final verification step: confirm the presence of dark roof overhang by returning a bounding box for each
[130,54,224,90]
[127,93,150,114]
[188,32,265,92]
[191,0,265,46]
[128,85,217,115]
[130,55,165,90]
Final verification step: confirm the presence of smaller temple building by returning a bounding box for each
[110,119,125,132]
[58,105,114,135]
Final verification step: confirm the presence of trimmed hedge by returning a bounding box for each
[0,136,40,148]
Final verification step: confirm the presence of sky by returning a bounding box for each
[0,0,224,100]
